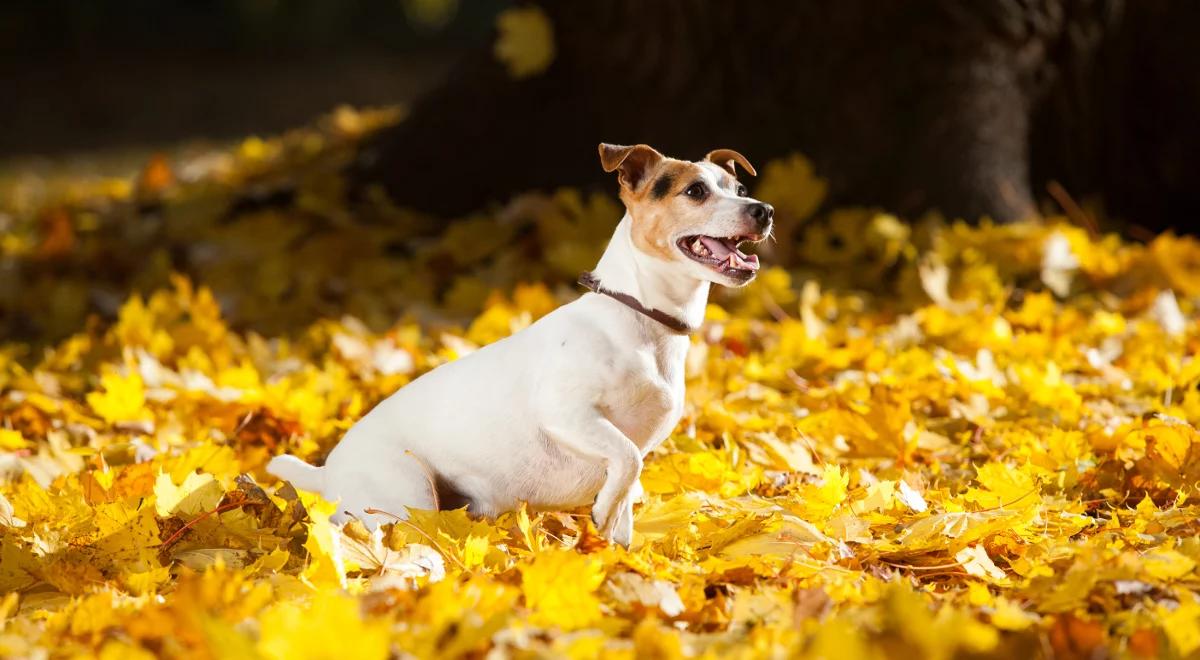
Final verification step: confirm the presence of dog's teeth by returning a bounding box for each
[691,238,705,254]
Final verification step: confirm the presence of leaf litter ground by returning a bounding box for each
[1,108,1200,659]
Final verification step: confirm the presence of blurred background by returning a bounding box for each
[0,1,506,156]
[3,0,1199,344]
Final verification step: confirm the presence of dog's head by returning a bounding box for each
[599,143,773,287]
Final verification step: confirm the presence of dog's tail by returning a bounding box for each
[266,454,325,493]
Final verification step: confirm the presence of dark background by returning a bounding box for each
[0,1,501,155]
[4,1,1200,233]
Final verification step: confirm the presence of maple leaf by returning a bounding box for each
[258,591,391,660]
[299,495,348,589]
[86,370,150,424]
[154,470,222,518]
[521,549,606,630]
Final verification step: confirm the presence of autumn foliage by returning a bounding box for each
[2,107,1200,659]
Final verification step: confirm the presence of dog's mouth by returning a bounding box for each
[677,234,762,278]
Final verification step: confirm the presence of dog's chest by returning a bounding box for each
[602,339,687,451]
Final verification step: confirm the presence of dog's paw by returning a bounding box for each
[596,500,632,548]
[610,524,632,548]
[590,504,612,536]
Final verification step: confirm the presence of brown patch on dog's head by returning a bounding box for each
[598,144,663,191]
[623,159,711,260]
[598,144,690,259]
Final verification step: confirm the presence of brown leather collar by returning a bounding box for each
[578,272,696,335]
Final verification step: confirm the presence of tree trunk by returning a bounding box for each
[355,0,1179,226]
[1031,0,1200,233]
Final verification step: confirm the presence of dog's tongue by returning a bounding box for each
[699,236,760,271]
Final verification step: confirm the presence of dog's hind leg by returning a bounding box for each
[324,450,440,529]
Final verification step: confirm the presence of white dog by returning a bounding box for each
[268,143,773,546]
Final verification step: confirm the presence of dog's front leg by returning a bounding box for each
[610,479,643,547]
[543,414,642,544]
[612,495,635,547]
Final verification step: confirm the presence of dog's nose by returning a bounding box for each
[747,203,774,231]
[748,203,773,221]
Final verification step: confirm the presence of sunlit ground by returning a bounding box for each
[1,108,1199,658]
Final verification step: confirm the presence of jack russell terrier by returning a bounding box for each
[268,143,773,546]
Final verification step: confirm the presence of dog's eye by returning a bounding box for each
[684,183,708,199]
[736,184,748,197]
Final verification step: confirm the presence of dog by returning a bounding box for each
[267,143,773,546]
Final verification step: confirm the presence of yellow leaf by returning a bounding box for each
[121,565,172,595]
[1141,550,1197,582]
[753,153,827,222]
[258,591,389,660]
[200,616,261,660]
[300,495,347,589]
[801,464,849,520]
[99,641,158,660]
[633,617,685,659]
[955,545,1008,583]
[521,549,605,630]
[1160,598,1200,656]
[92,500,163,566]
[86,370,149,424]
[154,470,222,518]
[964,462,1038,510]
[494,7,555,79]
[0,429,28,450]
[463,534,489,569]
[990,596,1036,631]
[167,444,240,485]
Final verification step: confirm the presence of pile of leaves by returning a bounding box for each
[2,109,1200,659]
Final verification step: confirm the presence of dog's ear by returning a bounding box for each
[705,149,757,178]
[598,143,663,191]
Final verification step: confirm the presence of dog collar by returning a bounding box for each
[577,272,696,335]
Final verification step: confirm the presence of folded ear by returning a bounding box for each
[705,149,757,178]
[598,143,664,190]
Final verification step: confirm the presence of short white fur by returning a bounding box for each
[267,146,771,546]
